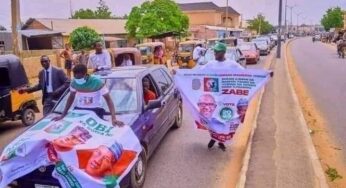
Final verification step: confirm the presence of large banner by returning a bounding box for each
[0,110,141,188]
[174,68,271,142]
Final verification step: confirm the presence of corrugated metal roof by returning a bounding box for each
[178,2,240,15]
[178,2,219,11]
[21,29,62,37]
[29,18,127,35]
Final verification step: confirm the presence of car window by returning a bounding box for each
[151,69,170,94]
[160,69,173,87]
[54,78,139,114]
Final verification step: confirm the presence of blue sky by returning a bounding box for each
[0,0,345,29]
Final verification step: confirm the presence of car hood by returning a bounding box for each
[242,50,257,56]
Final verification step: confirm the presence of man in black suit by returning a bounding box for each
[20,55,69,116]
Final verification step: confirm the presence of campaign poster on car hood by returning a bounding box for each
[174,68,271,142]
[0,110,142,188]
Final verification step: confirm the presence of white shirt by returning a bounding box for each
[44,66,53,93]
[121,59,133,66]
[193,46,205,60]
[87,50,112,70]
[70,85,109,109]
[199,59,244,70]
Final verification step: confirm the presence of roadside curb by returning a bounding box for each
[283,39,329,188]
[235,49,276,188]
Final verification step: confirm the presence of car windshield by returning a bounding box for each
[179,44,194,53]
[54,78,139,114]
[239,44,255,51]
[138,47,151,56]
[253,40,267,46]
[225,49,237,61]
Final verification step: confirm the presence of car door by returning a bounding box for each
[150,69,175,140]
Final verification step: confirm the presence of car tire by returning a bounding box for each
[21,108,35,126]
[129,146,147,188]
[172,102,183,129]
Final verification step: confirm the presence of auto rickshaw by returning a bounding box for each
[135,42,167,65]
[176,40,204,69]
[110,47,142,66]
[207,37,237,48]
[0,54,39,126]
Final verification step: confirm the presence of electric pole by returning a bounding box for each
[277,0,283,58]
[284,0,287,37]
[225,0,229,37]
[11,0,21,56]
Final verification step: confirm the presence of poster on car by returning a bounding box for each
[174,68,271,142]
[0,110,142,188]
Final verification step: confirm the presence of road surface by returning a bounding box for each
[0,57,267,188]
[290,38,346,160]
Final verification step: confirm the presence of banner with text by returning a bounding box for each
[0,110,141,188]
[174,69,271,142]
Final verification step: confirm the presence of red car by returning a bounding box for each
[239,42,260,64]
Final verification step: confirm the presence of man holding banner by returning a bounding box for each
[174,42,271,151]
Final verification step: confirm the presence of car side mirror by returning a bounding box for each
[239,57,245,61]
[145,99,162,110]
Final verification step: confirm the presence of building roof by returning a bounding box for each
[178,2,239,15]
[23,18,127,36]
[21,29,62,37]
[178,2,220,11]
[219,6,240,15]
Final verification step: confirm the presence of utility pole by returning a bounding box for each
[258,15,262,35]
[69,0,73,18]
[286,5,296,34]
[284,0,287,36]
[277,0,283,58]
[225,0,229,38]
[11,0,21,56]
[296,12,302,34]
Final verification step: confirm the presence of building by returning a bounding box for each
[178,2,241,40]
[343,11,346,29]
[22,18,128,48]
[0,29,63,52]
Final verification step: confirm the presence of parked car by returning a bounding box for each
[201,47,246,68]
[257,37,274,49]
[252,39,270,55]
[238,42,260,64]
[14,65,183,188]
[313,34,321,41]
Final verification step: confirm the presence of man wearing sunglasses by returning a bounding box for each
[19,55,70,116]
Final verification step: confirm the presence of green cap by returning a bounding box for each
[213,42,227,52]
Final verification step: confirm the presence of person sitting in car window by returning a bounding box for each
[53,64,124,127]
[143,77,157,104]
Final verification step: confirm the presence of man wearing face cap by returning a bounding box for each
[19,55,69,116]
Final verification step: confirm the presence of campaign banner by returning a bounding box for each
[0,110,142,188]
[174,68,271,142]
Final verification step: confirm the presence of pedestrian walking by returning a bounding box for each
[19,55,70,116]
[192,44,206,63]
[87,41,112,72]
[60,44,73,78]
[77,50,89,66]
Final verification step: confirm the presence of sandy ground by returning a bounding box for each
[287,39,346,187]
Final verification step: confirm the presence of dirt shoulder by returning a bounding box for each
[286,39,346,187]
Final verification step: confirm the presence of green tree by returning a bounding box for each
[247,14,273,35]
[69,27,101,50]
[126,0,189,39]
[321,7,344,31]
[71,0,113,19]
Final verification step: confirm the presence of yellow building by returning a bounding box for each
[179,2,240,28]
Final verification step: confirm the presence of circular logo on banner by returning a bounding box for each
[219,107,233,121]
[192,79,202,90]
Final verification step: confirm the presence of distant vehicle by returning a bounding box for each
[252,38,270,55]
[257,37,275,49]
[238,42,260,64]
[207,37,237,48]
[14,65,183,188]
[201,47,246,68]
[270,35,278,45]
[312,35,321,42]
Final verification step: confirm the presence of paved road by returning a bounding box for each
[0,56,267,188]
[290,38,346,160]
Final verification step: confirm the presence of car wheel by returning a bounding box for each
[129,146,147,188]
[21,108,35,126]
[172,102,183,129]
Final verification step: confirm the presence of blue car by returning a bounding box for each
[14,65,183,188]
